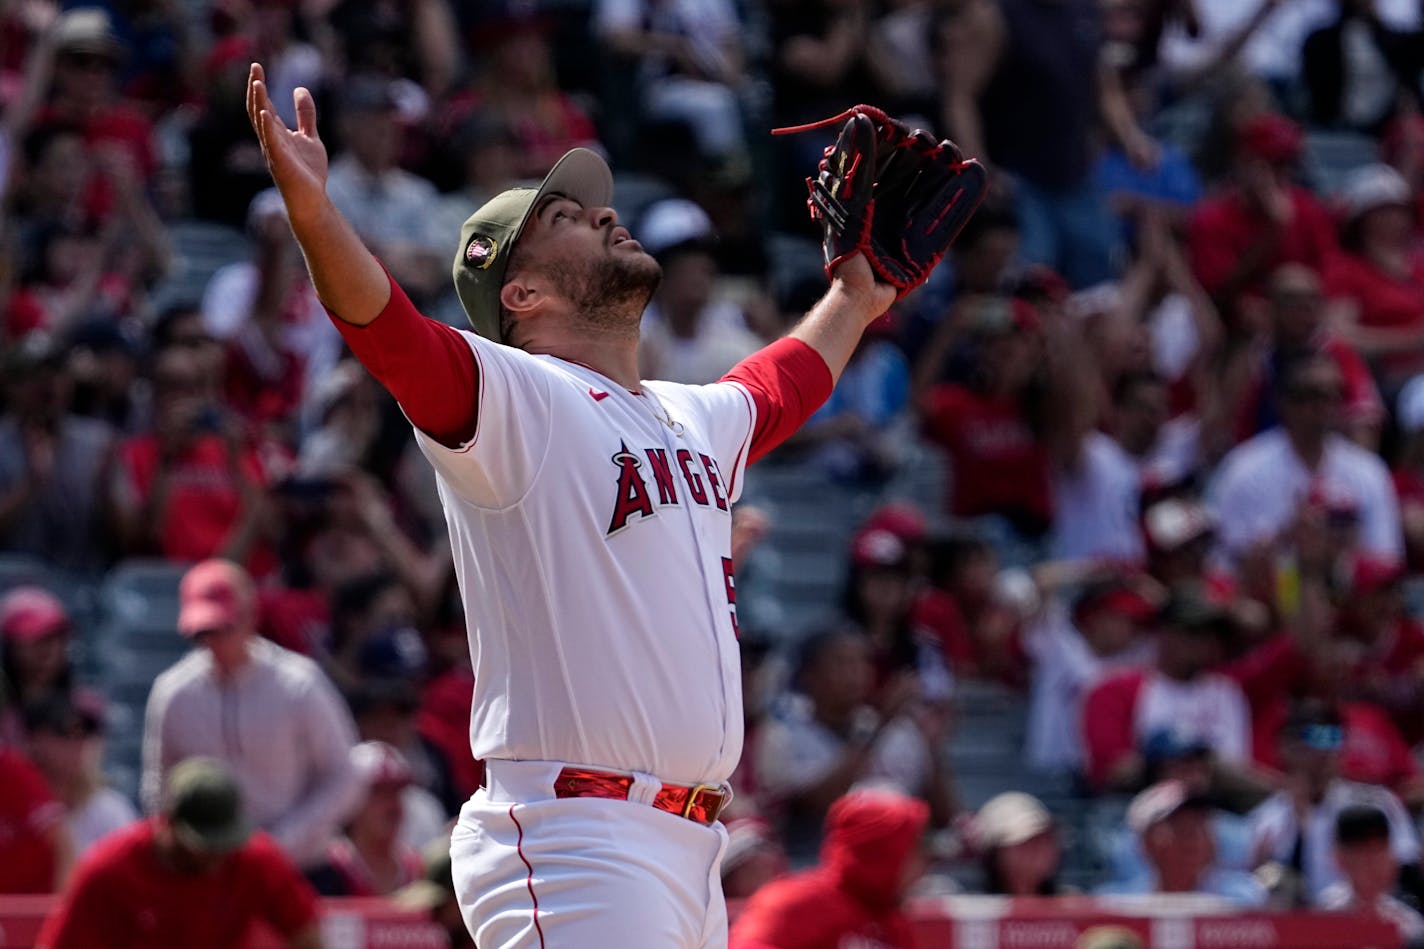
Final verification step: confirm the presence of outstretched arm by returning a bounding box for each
[246,64,388,324]
[246,63,479,447]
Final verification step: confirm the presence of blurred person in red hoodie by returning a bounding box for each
[729,788,928,949]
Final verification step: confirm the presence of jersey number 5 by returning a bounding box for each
[721,557,740,640]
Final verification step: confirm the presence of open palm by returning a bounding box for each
[246,63,328,221]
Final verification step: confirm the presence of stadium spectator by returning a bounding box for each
[0,744,69,893]
[1332,554,1424,745]
[140,559,361,869]
[1101,730,1256,886]
[972,791,1067,896]
[346,679,448,849]
[324,76,446,303]
[1096,779,1266,904]
[1302,4,1424,133]
[187,35,272,228]
[594,0,748,162]
[36,757,323,949]
[1210,351,1401,564]
[430,113,522,251]
[1319,804,1424,946]
[1324,164,1424,390]
[0,339,112,570]
[637,199,761,384]
[307,742,425,897]
[200,189,342,429]
[841,527,954,703]
[939,0,1141,288]
[754,630,954,859]
[449,14,600,181]
[729,788,928,949]
[0,586,78,744]
[106,343,276,571]
[915,296,1064,542]
[8,8,158,219]
[1025,574,1158,774]
[1187,114,1339,311]
[1231,263,1383,446]
[1142,496,1220,586]
[1248,701,1421,906]
[1082,584,1253,791]
[1051,370,1179,563]
[915,531,1029,686]
[23,692,136,857]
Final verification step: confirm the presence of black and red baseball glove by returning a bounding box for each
[775,105,989,299]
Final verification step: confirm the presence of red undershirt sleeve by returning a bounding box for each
[720,338,835,465]
[325,271,479,448]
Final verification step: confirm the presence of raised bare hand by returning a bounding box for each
[246,63,328,222]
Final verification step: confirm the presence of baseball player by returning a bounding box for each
[246,64,983,947]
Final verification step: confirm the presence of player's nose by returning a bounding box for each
[592,206,618,229]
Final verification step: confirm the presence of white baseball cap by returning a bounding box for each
[637,199,715,257]
[973,792,1054,849]
[1340,164,1412,222]
[1144,498,1215,553]
[1126,779,1209,835]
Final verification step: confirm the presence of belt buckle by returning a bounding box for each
[681,783,728,822]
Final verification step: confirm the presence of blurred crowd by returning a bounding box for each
[10,0,1424,945]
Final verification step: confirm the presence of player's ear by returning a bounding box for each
[499,273,542,315]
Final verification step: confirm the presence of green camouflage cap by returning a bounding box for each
[452,148,613,342]
[165,757,251,854]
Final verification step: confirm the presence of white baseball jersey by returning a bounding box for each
[413,330,756,787]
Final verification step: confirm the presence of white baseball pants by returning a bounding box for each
[450,759,730,948]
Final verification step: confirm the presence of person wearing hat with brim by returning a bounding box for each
[1247,699,1423,908]
[635,198,763,385]
[141,559,362,870]
[972,791,1067,897]
[1095,779,1266,905]
[1024,570,1158,774]
[244,42,906,942]
[1082,582,1256,792]
[1325,163,1424,389]
[1188,112,1339,304]
[36,757,325,949]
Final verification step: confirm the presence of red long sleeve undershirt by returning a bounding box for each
[721,337,835,464]
[326,274,480,447]
[327,272,835,459]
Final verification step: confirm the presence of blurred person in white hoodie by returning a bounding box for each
[140,559,361,868]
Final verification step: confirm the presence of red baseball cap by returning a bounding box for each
[1239,114,1304,166]
[177,559,254,637]
[860,502,928,546]
[851,529,909,570]
[1350,554,1405,597]
[0,587,70,643]
[351,741,415,789]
